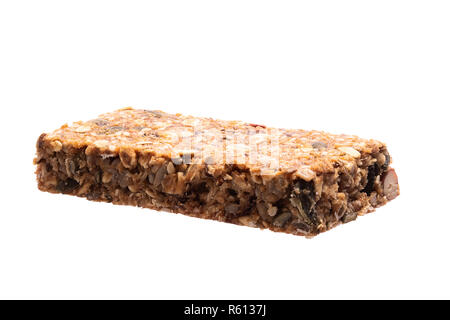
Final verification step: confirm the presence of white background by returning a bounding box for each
[0,0,449,299]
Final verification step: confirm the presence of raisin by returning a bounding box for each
[226,188,238,197]
[56,178,79,194]
[363,164,380,195]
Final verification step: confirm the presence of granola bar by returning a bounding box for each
[34,108,399,236]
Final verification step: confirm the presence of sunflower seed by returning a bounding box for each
[312,141,327,149]
[153,165,167,186]
[273,211,292,227]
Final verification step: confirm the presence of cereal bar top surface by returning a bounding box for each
[44,108,386,178]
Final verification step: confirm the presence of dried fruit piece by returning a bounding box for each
[56,178,79,193]
[363,164,380,195]
[50,140,63,152]
[248,123,266,129]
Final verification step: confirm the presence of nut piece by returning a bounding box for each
[238,215,257,227]
[65,158,76,177]
[295,167,315,181]
[75,125,91,133]
[50,140,62,152]
[166,161,176,174]
[382,169,399,200]
[102,171,112,184]
[376,153,386,167]
[267,204,278,217]
[338,147,361,158]
[119,148,137,169]
[256,202,273,222]
[93,140,110,149]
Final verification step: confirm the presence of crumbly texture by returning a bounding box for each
[34,107,399,236]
